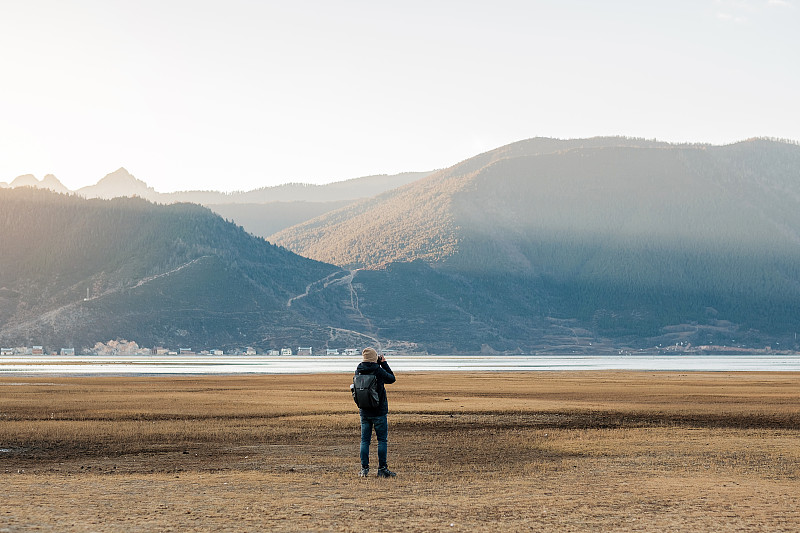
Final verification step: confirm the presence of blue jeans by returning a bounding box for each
[360,414,388,469]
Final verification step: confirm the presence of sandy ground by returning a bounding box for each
[1,371,799,532]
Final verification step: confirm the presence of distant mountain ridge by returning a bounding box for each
[4,168,432,238]
[4,173,70,193]
[4,167,431,204]
[75,167,155,199]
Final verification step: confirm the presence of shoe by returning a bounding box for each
[376,467,396,478]
[359,467,369,477]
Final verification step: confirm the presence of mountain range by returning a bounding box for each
[1,168,432,238]
[2,137,800,353]
[271,137,800,350]
[0,188,345,351]
[2,174,71,194]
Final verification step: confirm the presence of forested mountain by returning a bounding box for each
[0,188,492,353]
[0,188,345,351]
[271,137,800,350]
[270,137,800,269]
[4,138,800,354]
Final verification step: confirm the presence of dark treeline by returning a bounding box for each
[0,188,338,350]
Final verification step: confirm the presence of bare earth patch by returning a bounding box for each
[1,371,799,532]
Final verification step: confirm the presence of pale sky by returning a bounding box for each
[1,0,798,192]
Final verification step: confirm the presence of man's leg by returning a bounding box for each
[374,415,388,469]
[375,415,395,477]
[360,416,374,470]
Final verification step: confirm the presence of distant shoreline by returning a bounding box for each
[2,354,800,376]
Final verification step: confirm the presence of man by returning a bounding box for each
[355,347,396,478]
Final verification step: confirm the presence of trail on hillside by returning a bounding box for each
[326,326,381,349]
[286,269,379,340]
[129,257,209,290]
[286,270,354,307]
[1,257,211,339]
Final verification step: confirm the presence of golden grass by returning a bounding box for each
[1,371,799,532]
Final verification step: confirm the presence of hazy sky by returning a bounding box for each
[1,0,798,192]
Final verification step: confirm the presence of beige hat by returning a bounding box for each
[362,347,378,363]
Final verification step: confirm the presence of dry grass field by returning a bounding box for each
[1,371,799,532]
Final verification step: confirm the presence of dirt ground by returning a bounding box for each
[1,371,799,532]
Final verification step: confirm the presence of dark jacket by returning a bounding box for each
[355,361,395,416]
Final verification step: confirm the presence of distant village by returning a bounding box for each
[1,340,791,357]
[0,339,385,357]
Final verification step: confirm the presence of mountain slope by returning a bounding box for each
[270,137,800,270]
[267,137,674,267]
[0,188,343,351]
[270,137,800,349]
[0,188,576,353]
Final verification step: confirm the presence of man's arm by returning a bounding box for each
[378,356,396,384]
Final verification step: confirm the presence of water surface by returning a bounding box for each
[1,354,799,376]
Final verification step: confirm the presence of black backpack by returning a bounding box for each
[352,373,380,410]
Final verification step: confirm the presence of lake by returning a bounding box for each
[1,354,800,375]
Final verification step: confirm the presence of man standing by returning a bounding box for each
[355,347,396,478]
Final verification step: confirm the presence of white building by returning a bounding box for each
[280,348,293,356]
[344,348,358,356]
[326,349,339,355]
[268,349,280,356]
